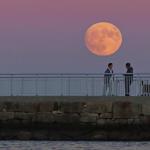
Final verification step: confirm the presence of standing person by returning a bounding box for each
[104,63,114,96]
[125,63,133,96]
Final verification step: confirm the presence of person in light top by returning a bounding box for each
[104,63,114,96]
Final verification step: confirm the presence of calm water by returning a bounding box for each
[0,141,149,150]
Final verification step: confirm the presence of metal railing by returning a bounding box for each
[0,73,149,96]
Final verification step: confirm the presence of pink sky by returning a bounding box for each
[0,0,150,73]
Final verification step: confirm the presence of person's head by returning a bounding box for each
[126,62,131,69]
[108,63,113,70]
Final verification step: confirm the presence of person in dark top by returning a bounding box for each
[125,63,133,96]
[104,63,114,96]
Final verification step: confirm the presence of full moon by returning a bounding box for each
[85,22,123,56]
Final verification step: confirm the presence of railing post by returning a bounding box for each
[68,77,70,96]
[86,75,88,96]
[60,74,63,96]
[10,74,13,96]
[92,77,95,96]
[44,78,46,96]
[35,74,38,96]
[21,77,24,96]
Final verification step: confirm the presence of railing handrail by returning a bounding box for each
[0,73,149,76]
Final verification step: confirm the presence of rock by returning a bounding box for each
[100,113,112,119]
[139,116,150,124]
[53,113,80,123]
[128,119,135,124]
[142,104,150,115]
[32,131,48,140]
[34,112,53,123]
[115,119,128,125]
[0,112,14,121]
[97,119,107,125]
[13,102,39,113]
[60,102,84,113]
[82,102,112,113]
[113,101,142,119]
[14,112,34,120]
[17,131,31,140]
[38,102,54,112]
[80,113,98,123]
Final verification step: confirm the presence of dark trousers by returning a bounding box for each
[125,77,133,96]
[104,78,110,95]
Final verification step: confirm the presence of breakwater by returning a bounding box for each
[0,96,150,140]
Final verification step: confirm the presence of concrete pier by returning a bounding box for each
[0,96,150,140]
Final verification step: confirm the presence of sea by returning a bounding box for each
[0,141,149,150]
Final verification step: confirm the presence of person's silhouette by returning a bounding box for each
[104,63,114,96]
[125,63,133,96]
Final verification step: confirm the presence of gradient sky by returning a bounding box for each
[0,0,150,73]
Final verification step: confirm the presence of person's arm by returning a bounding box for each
[104,69,110,76]
[128,67,133,73]
[105,69,109,73]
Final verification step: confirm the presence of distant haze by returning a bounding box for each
[0,0,150,73]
